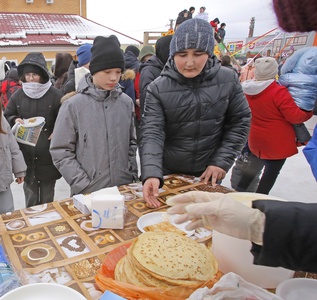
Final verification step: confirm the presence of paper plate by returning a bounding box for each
[0,283,86,300]
[23,204,47,214]
[6,219,25,230]
[276,278,317,300]
[23,117,45,128]
[137,212,195,237]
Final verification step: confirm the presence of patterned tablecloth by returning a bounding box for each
[0,174,234,299]
[1,174,315,298]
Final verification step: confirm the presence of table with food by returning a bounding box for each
[0,174,315,299]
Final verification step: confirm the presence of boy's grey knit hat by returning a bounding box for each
[170,18,214,57]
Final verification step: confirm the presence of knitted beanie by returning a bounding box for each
[254,57,278,81]
[169,18,214,57]
[89,36,125,75]
[273,0,317,32]
[125,45,140,58]
[76,43,92,67]
[156,35,173,65]
[139,45,155,62]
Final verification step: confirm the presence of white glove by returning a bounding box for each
[166,191,265,245]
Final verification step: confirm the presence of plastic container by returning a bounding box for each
[276,278,317,300]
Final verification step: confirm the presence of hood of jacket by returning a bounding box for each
[17,52,50,83]
[241,79,275,95]
[161,55,221,87]
[121,68,136,81]
[124,51,140,72]
[281,47,317,75]
[139,55,164,73]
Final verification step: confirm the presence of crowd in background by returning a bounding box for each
[0,5,316,216]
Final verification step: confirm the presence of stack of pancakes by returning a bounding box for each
[114,232,218,297]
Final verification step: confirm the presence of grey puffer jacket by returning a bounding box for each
[0,112,26,192]
[50,74,138,195]
[139,56,251,186]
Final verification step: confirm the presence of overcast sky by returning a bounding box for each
[86,0,279,44]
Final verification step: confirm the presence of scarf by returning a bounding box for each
[22,81,52,99]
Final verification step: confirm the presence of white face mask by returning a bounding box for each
[22,81,52,99]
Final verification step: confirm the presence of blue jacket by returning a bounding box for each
[303,124,317,181]
[278,47,317,111]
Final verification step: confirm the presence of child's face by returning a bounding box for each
[174,49,209,78]
[93,68,122,91]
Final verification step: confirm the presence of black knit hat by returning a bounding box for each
[125,45,140,58]
[89,35,125,75]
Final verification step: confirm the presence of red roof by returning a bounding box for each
[0,12,142,47]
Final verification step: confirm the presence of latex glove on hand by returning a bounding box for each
[166,191,265,245]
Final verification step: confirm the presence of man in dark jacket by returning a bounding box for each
[139,19,251,208]
[139,35,173,114]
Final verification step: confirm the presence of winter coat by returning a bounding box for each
[0,112,26,192]
[239,65,255,82]
[0,79,21,108]
[61,60,77,95]
[139,57,251,186]
[278,47,317,111]
[303,124,317,181]
[4,53,62,183]
[251,200,317,273]
[119,69,136,103]
[50,73,138,195]
[242,80,313,159]
[139,55,165,114]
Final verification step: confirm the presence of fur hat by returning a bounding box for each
[156,35,173,65]
[125,45,140,58]
[139,45,155,62]
[254,57,278,81]
[169,18,214,57]
[89,35,125,75]
[273,0,317,32]
[76,43,92,67]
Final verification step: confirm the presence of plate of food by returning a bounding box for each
[137,212,195,237]
[22,116,45,127]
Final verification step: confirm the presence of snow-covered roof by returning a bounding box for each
[0,12,142,47]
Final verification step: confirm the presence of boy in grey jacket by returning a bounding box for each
[50,35,138,195]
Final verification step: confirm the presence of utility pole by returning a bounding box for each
[248,17,255,37]
[169,19,174,30]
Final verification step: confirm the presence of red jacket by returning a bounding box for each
[243,81,312,159]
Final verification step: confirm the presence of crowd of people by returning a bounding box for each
[0,0,317,274]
